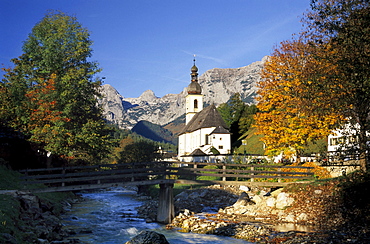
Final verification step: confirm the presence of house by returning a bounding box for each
[178,59,231,162]
[327,122,363,160]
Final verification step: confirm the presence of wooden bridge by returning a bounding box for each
[19,161,314,223]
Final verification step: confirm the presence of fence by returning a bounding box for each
[19,161,314,192]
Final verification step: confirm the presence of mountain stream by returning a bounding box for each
[62,188,252,243]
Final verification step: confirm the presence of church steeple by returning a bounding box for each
[187,55,202,94]
[185,56,203,124]
[191,56,198,81]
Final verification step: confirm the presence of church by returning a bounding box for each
[178,59,231,162]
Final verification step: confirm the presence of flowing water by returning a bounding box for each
[62,188,252,243]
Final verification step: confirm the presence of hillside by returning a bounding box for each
[131,120,177,144]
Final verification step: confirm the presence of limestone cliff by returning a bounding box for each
[98,57,265,129]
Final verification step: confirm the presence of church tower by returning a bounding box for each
[185,57,203,124]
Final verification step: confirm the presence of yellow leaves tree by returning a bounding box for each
[305,0,370,171]
[254,39,343,162]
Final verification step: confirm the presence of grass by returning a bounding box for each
[144,184,205,199]
[0,165,23,190]
[0,194,22,241]
[235,127,265,155]
[0,164,75,243]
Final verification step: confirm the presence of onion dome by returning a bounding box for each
[187,81,202,94]
[187,56,202,94]
[191,64,198,73]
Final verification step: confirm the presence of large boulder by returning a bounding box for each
[275,192,294,210]
[125,231,169,244]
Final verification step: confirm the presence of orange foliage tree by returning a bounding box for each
[254,39,343,163]
[25,74,72,156]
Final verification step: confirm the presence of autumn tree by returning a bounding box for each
[254,39,341,162]
[1,11,114,166]
[25,75,68,149]
[304,0,370,170]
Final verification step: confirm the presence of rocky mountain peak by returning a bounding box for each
[139,90,158,102]
[98,57,266,129]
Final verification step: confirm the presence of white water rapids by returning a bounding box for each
[61,188,252,243]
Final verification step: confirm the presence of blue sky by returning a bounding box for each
[1,0,311,98]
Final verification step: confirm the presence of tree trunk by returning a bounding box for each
[358,120,368,172]
[296,150,302,165]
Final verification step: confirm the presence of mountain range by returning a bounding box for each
[98,57,266,142]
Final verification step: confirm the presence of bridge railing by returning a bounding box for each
[19,161,170,187]
[18,161,314,191]
[167,162,314,183]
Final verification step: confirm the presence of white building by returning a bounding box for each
[178,59,231,161]
[328,122,361,153]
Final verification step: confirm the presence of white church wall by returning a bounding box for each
[178,134,186,156]
[210,133,231,154]
[179,155,233,163]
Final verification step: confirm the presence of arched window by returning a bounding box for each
[194,99,198,109]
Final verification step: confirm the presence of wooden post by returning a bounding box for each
[131,162,135,182]
[222,164,226,181]
[193,163,198,180]
[162,162,167,180]
[250,166,255,182]
[157,183,174,224]
[277,167,282,183]
[62,167,66,187]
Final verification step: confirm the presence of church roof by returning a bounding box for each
[187,58,201,94]
[187,81,202,94]
[189,148,207,156]
[179,104,229,135]
[211,125,231,134]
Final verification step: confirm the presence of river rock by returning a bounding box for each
[275,192,294,210]
[266,197,276,207]
[270,187,283,197]
[233,192,253,207]
[0,233,16,244]
[125,230,169,244]
[252,195,263,204]
[239,185,250,192]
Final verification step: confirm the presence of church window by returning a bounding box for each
[219,145,223,149]
[194,99,198,109]
[205,134,209,145]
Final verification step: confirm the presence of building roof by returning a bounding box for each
[211,125,231,134]
[187,81,202,94]
[187,59,201,94]
[189,148,207,156]
[179,104,229,135]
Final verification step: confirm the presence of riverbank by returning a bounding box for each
[137,171,370,243]
[0,165,77,243]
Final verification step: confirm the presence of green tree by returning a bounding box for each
[1,11,114,165]
[218,93,246,146]
[238,104,258,136]
[119,141,162,164]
